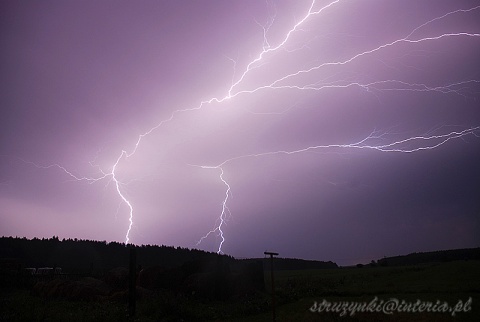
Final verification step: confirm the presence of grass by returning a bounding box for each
[238,260,480,321]
[273,260,480,295]
[1,289,128,322]
[1,260,479,321]
[0,288,270,322]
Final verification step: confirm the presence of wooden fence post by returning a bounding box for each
[264,251,279,322]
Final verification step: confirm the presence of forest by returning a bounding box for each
[1,236,479,321]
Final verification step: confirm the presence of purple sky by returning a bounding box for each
[1,0,480,265]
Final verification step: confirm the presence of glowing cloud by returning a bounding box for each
[1,0,479,263]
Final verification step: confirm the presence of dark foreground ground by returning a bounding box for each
[1,260,479,321]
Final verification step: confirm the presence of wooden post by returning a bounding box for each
[128,247,136,317]
[264,251,279,322]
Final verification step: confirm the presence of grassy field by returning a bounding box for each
[238,260,480,321]
[1,260,479,321]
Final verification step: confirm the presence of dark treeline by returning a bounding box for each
[376,247,480,267]
[0,236,337,300]
[0,236,229,274]
[259,258,337,270]
[0,236,338,274]
[0,236,267,302]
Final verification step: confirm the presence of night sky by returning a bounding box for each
[1,0,479,265]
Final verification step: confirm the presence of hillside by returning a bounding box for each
[376,247,480,267]
[0,236,336,274]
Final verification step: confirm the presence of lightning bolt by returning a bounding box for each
[193,125,480,253]
[15,1,480,250]
[190,2,480,252]
[201,126,480,169]
[195,167,231,254]
[111,152,134,244]
[17,153,134,243]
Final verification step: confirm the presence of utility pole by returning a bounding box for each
[264,251,279,322]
